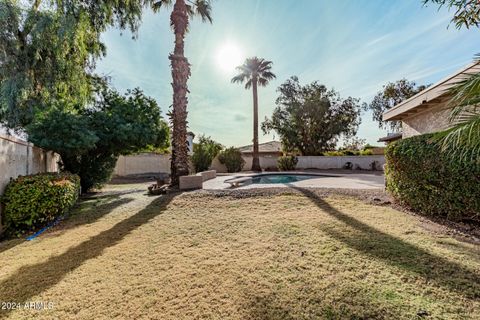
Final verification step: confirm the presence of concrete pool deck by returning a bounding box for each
[203,170,385,190]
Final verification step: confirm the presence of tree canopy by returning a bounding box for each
[191,135,223,173]
[366,79,428,132]
[262,77,362,156]
[423,0,480,29]
[0,0,145,128]
[27,88,170,191]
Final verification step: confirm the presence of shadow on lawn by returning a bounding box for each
[0,193,176,317]
[0,191,136,254]
[55,192,137,232]
[246,292,378,320]
[290,186,480,299]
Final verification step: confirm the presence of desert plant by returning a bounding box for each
[191,135,223,172]
[277,156,298,171]
[1,173,80,236]
[218,147,245,173]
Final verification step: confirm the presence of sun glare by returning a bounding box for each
[216,42,244,73]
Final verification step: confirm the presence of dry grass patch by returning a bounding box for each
[0,186,478,320]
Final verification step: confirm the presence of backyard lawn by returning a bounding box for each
[0,184,478,320]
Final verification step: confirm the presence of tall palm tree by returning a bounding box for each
[149,0,212,186]
[232,57,276,171]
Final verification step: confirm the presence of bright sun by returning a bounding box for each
[216,43,244,72]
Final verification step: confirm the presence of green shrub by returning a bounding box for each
[191,135,223,173]
[324,150,362,156]
[1,172,80,235]
[218,147,245,173]
[324,151,342,156]
[342,150,358,156]
[277,155,298,171]
[362,144,375,150]
[359,149,373,155]
[385,133,480,221]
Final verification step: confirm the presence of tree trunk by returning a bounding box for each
[169,0,191,187]
[251,77,261,172]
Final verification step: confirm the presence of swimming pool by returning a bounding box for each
[250,174,320,184]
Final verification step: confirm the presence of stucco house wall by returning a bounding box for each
[402,101,451,138]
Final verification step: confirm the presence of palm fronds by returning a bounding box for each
[231,57,276,89]
[438,58,480,162]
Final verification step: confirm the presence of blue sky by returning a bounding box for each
[96,0,480,147]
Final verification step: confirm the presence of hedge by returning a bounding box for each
[1,172,80,236]
[277,155,298,171]
[218,147,245,173]
[385,133,480,221]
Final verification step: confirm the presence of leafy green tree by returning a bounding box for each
[191,135,223,173]
[147,0,213,186]
[423,0,480,28]
[262,76,361,156]
[232,57,276,172]
[27,89,170,191]
[0,0,144,128]
[342,137,367,151]
[366,79,428,132]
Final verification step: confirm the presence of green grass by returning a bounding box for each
[0,185,478,319]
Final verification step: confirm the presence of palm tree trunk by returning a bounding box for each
[169,0,191,186]
[252,77,261,172]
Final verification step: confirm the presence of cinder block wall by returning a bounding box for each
[114,153,171,176]
[114,153,386,176]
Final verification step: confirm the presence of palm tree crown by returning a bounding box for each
[232,57,275,172]
[232,57,276,88]
[150,0,213,22]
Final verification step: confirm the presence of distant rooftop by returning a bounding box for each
[377,132,402,143]
[238,141,282,154]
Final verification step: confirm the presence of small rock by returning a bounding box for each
[417,310,429,317]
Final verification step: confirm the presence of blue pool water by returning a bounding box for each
[251,174,319,184]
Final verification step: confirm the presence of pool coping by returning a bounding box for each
[224,172,341,186]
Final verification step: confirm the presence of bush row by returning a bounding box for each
[1,172,80,236]
[385,133,480,221]
[323,149,374,156]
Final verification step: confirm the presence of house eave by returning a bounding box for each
[382,61,480,121]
